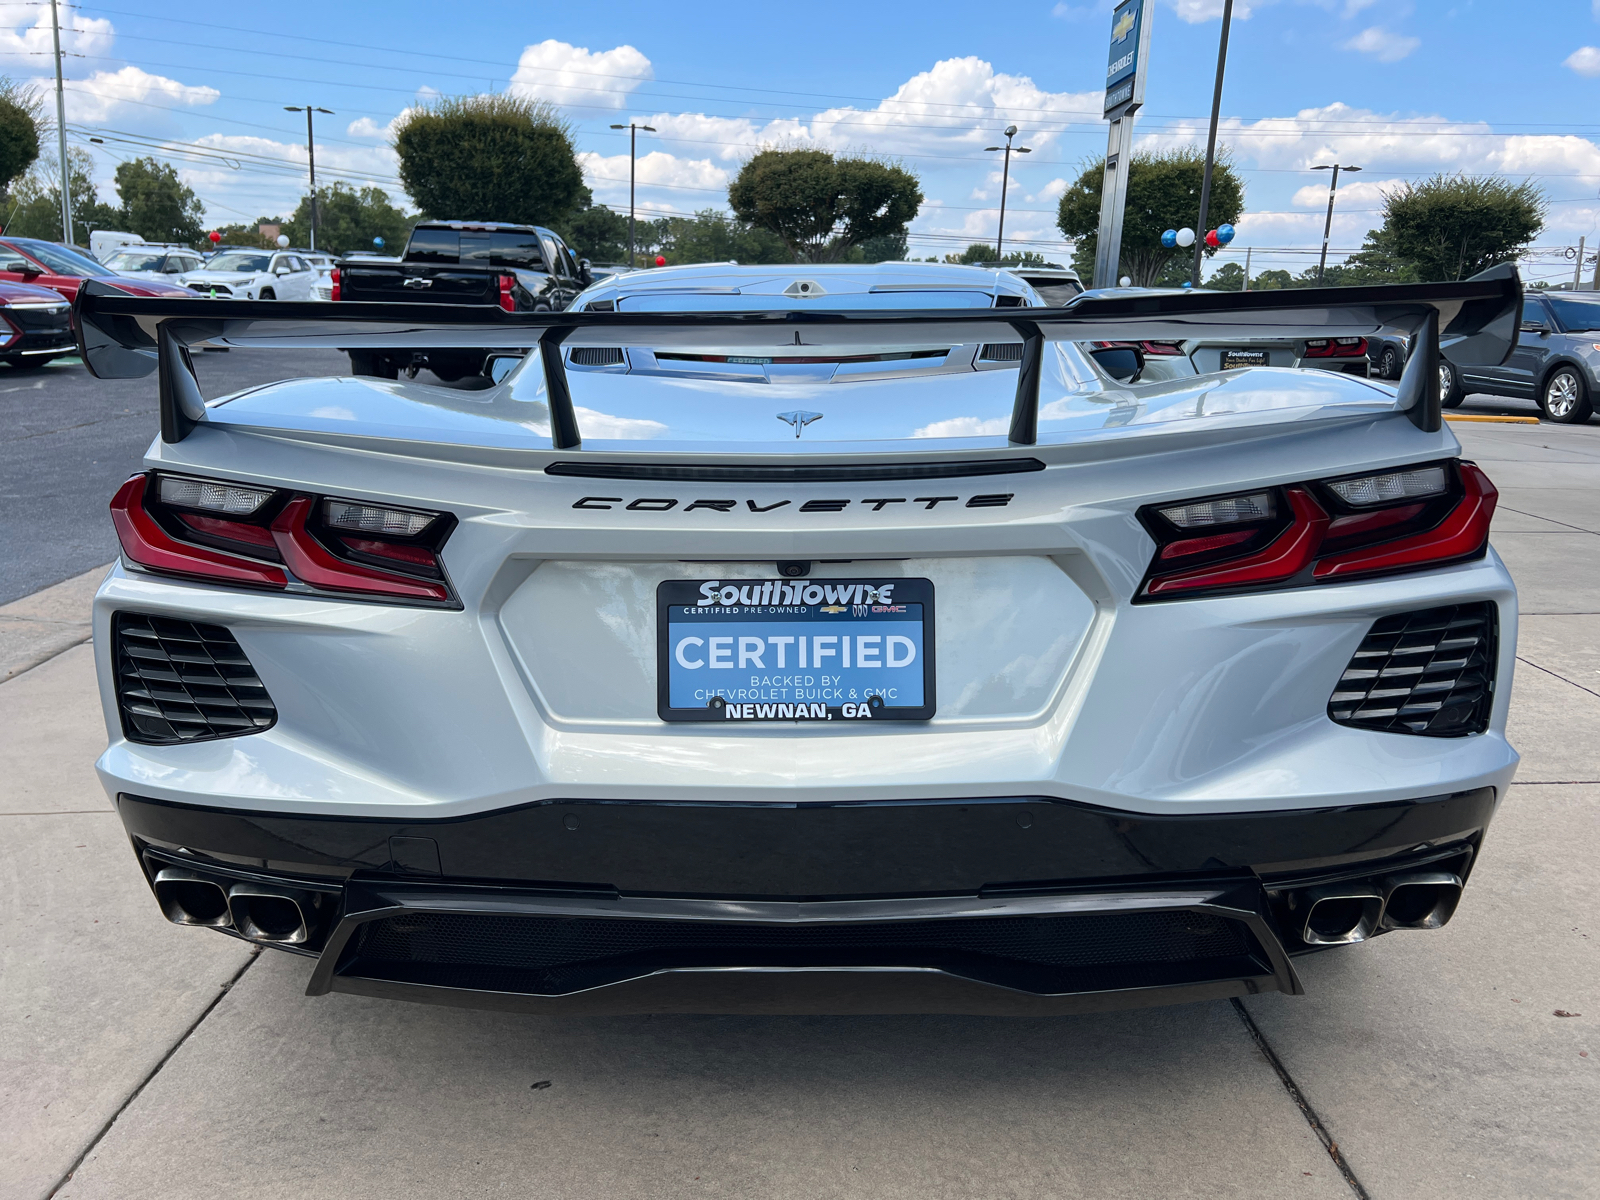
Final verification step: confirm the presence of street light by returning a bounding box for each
[609,122,657,267]
[285,105,334,251]
[983,125,1031,261]
[1311,162,1361,283]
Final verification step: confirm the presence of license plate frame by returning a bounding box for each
[1220,348,1271,369]
[657,577,936,724]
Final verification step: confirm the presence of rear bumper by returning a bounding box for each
[119,786,1496,1014]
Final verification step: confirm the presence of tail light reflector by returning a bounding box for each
[110,476,288,589]
[1137,460,1495,600]
[499,274,516,313]
[1304,337,1368,358]
[271,497,451,602]
[329,267,340,302]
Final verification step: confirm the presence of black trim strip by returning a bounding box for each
[544,458,1046,483]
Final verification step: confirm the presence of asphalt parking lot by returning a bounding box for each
[1,359,1596,1198]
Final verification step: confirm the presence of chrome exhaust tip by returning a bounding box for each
[227,883,316,944]
[1381,872,1463,930]
[152,868,233,928]
[1300,885,1383,945]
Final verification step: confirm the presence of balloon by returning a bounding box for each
[1119,276,1132,287]
[1181,281,1194,289]
[1216,223,1235,245]
[1175,228,1195,248]
[208,231,221,244]
[373,237,385,248]
[655,255,666,267]
[1160,229,1178,249]
[276,234,290,248]
[1204,229,1220,249]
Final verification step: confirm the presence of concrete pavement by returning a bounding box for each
[1,417,1596,1199]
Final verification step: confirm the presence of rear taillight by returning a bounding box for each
[499,273,516,312]
[329,267,340,302]
[1091,339,1185,356]
[1136,460,1495,600]
[110,472,457,605]
[1304,337,1368,359]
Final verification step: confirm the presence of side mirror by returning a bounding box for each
[18,263,41,277]
[274,264,292,275]
[1089,345,1144,383]
[579,258,593,285]
[0,259,30,273]
[484,353,524,384]
[1520,320,1548,335]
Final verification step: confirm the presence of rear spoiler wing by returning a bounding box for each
[75,264,1522,447]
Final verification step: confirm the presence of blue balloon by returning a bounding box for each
[373,237,385,248]
[1160,229,1178,249]
[1181,280,1194,288]
[1216,224,1235,245]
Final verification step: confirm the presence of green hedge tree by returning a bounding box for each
[728,148,922,263]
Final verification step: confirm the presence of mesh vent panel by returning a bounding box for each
[979,342,1025,362]
[113,612,276,744]
[1328,602,1496,737]
[344,907,1258,997]
[569,346,625,366]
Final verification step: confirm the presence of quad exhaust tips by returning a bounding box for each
[1381,872,1463,930]
[150,865,322,945]
[1300,884,1384,945]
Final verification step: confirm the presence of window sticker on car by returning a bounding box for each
[1221,349,1270,369]
[657,578,936,723]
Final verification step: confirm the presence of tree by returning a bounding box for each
[851,230,909,263]
[1251,269,1294,291]
[941,242,1051,267]
[1056,147,1245,286]
[1378,174,1543,282]
[658,208,789,265]
[0,77,42,206]
[1207,261,1246,291]
[5,148,120,242]
[114,157,205,244]
[556,196,631,263]
[277,183,410,254]
[394,94,584,226]
[727,148,922,263]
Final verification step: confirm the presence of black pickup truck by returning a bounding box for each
[336,220,592,380]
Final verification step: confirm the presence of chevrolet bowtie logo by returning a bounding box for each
[777,410,823,437]
[1112,8,1136,41]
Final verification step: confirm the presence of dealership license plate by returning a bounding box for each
[1220,348,1270,369]
[657,578,936,723]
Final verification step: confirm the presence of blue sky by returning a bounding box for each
[9,0,1600,282]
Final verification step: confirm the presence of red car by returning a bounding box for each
[0,279,75,368]
[0,236,195,303]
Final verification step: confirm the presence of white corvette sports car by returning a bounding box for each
[75,262,1522,1016]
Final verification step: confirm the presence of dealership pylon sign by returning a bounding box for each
[1093,0,1154,288]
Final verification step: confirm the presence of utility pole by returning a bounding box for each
[983,127,1031,260]
[1311,162,1361,282]
[1574,236,1587,290]
[1191,0,1233,286]
[284,106,332,250]
[609,122,656,267]
[50,0,71,245]
[1242,246,1251,291]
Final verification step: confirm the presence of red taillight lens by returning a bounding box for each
[1303,337,1368,359]
[110,473,456,605]
[499,273,516,313]
[270,497,451,602]
[1137,460,1495,600]
[110,476,288,589]
[330,267,340,302]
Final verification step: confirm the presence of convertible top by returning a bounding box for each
[74,264,1522,449]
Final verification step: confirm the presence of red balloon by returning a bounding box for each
[208,230,222,243]
[1204,229,1220,248]
[654,255,666,267]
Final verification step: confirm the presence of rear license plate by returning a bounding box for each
[657,578,935,723]
[1220,349,1270,369]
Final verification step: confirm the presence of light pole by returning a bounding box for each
[1192,0,1234,286]
[50,0,71,245]
[1311,162,1360,283]
[285,105,333,251]
[983,126,1031,261]
[609,122,656,267]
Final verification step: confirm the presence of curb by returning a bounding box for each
[0,563,113,683]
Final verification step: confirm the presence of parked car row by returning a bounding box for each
[1442,289,1599,423]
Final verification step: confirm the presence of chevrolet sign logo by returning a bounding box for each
[1112,8,1136,41]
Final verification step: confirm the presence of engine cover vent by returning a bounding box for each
[113,612,277,744]
[1328,602,1496,737]
[568,346,625,366]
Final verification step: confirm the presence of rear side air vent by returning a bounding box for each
[980,342,1025,362]
[1328,602,1496,737]
[568,346,625,366]
[113,613,276,744]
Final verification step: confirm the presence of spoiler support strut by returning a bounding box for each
[1007,320,1044,446]
[539,325,580,449]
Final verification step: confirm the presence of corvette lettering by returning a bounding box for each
[572,494,1012,511]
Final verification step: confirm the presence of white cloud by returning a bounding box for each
[577,148,728,206]
[61,66,218,123]
[0,3,113,62]
[509,40,651,110]
[1170,0,1260,21]
[1565,46,1600,76]
[1343,0,1380,14]
[1343,25,1421,62]
[347,117,387,139]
